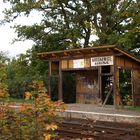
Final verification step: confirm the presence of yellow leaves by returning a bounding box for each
[44,133,51,140]
[46,123,58,131]
[30,81,45,91]
[20,104,33,116]
[0,81,65,139]
[0,92,6,97]
[44,123,58,140]
[0,83,9,98]
[24,91,32,100]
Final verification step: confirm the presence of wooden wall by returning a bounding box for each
[76,70,100,104]
[50,55,140,106]
[116,56,140,69]
[132,70,140,106]
[51,61,59,74]
[116,56,140,106]
[61,59,91,70]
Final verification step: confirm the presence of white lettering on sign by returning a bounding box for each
[91,56,114,66]
[73,59,84,68]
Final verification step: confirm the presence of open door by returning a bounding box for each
[101,66,114,105]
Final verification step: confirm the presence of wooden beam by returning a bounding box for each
[91,49,96,53]
[64,52,68,56]
[76,50,83,54]
[58,61,63,101]
[52,53,56,57]
[100,73,113,76]
[114,53,123,56]
[90,49,98,54]
[98,67,102,100]
[48,61,52,98]
[102,84,113,107]
[107,48,113,53]
[116,69,123,107]
[113,57,117,108]
[63,52,73,57]
[113,57,123,107]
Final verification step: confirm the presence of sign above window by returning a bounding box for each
[91,56,114,66]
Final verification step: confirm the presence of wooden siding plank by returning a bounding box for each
[48,61,52,97]
[58,61,63,101]
[132,70,140,106]
[61,60,68,69]
[76,70,100,104]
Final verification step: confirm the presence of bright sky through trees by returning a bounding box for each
[0,1,41,57]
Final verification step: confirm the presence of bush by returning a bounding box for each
[0,93,64,140]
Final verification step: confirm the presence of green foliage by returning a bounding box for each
[6,50,48,98]
[2,0,140,51]
[0,97,32,104]
[119,69,132,105]
[125,106,140,111]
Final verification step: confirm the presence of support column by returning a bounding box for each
[113,59,123,108]
[113,57,117,108]
[58,60,63,101]
[131,70,135,106]
[48,60,52,98]
[132,70,140,106]
[98,67,102,100]
[116,68,123,107]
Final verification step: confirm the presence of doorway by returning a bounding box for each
[62,71,76,103]
[119,69,132,106]
[101,66,114,105]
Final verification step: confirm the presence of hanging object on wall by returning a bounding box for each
[73,59,85,68]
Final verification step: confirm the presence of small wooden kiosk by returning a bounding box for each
[38,45,140,106]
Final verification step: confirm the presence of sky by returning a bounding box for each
[0,2,40,58]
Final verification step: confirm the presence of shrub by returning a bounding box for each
[0,93,64,140]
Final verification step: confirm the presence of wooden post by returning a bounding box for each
[131,70,135,106]
[113,57,117,108]
[98,67,102,101]
[113,58,123,108]
[131,69,140,106]
[58,60,63,101]
[48,60,52,98]
[116,68,123,107]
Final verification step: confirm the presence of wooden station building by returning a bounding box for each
[38,45,140,107]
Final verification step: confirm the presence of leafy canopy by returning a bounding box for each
[2,0,140,52]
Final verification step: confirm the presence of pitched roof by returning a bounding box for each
[38,45,140,63]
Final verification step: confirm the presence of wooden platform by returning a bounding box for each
[60,104,140,124]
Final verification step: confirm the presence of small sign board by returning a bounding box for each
[91,56,113,66]
[73,59,84,68]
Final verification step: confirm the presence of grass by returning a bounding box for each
[0,97,33,104]
[124,106,140,112]
[1,97,140,112]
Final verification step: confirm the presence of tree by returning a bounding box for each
[2,0,140,52]
[0,52,9,98]
[6,49,48,98]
